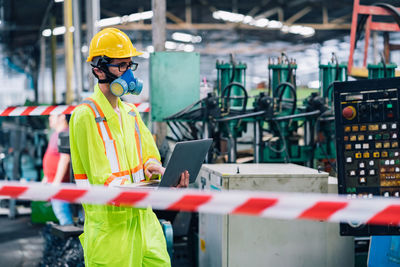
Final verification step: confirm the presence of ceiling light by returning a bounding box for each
[54,0,64,2]
[172,32,202,43]
[42,29,52,37]
[53,26,66,35]
[97,17,122,27]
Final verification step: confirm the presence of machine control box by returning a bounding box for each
[334,77,400,236]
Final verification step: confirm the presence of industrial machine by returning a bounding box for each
[334,77,400,236]
[164,53,338,171]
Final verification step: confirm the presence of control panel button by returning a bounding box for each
[360,125,367,131]
[359,177,366,184]
[369,160,375,166]
[395,192,400,197]
[344,136,349,141]
[382,124,388,130]
[355,144,361,149]
[375,142,382,149]
[362,143,369,149]
[390,160,395,165]
[363,152,370,158]
[395,152,399,157]
[392,142,398,148]
[350,135,357,141]
[384,192,390,197]
[368,135,373,140]
[358,135,365,141]
[385,160,390,165]
[345,144,352,150]
[375,134,382,140]
[359,170,366,176]
[344,126,351,132]
[343,106,356,120]
[369,169,376,175]
[373,152,380,158]
[352,125,359,132]
[383,134,390,140]
[346,157,352,163]
[396,167,400,173]
[384,142,391,148]
[350,170,356,176]
[392,133,397,139]
[369,124,379,131]
[392,123,397,129]
[382,151,388,157]
[355,153,362,159]
[359,162,365,168]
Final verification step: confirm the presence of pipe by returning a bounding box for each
[64,0,74,104]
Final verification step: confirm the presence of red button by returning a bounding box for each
[343,106,356,120]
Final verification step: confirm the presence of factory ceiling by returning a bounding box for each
[0,0,399,67]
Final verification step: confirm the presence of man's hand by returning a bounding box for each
[145,165,165,180]
[176,170,189,188]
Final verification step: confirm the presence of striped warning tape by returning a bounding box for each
[1,181,400,226]
[0,103,150,116]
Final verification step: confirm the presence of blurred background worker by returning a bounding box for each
[42,113,73,226]
[70,28,188,267]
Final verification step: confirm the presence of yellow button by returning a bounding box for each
[360,125,367,131]
[344,136,349,141]
[375,142,382,148]
[345,144,352,150]
[396,174,400,179]
[352,125,359,132]
[384,142,391,148]
[363,152,370,158]
[382,151,388,157]
[344,126,351,132]
[368,124,379,131]
[358,135,365,141]
[355,152,362,159]
[350,135,357,141]
[373,152,380,158]
[392,142,398,148]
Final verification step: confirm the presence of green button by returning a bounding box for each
[396,160,400,165]
[376,134,382,140]
[390,152,395,157]
[387,103,393,108]
[346,188,352,193]
[383,134,390,140]
[352,187,357,193]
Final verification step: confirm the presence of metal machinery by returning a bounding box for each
[164,53,340,171]
[0,116,48,219]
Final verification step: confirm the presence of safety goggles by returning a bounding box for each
[107,61,138,72]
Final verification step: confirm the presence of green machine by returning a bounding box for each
[368,62,397,79]
[215,57,248,162]
[319,54,348,105]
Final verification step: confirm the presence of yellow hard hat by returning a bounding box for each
[86,28,143,62]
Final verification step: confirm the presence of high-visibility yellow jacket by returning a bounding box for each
[70,84,170,267]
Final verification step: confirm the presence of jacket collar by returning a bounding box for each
[92,84,126,120]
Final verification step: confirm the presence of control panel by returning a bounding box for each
[334,77,400,236]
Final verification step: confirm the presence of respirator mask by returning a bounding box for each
[110,69,143,97]
[92,57,143,97]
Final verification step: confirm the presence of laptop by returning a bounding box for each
[123,139,213,188]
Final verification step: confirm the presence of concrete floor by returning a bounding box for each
[0,215,44,267]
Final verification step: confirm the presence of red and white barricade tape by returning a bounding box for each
[1,181,400,226]
[0,103,150,116]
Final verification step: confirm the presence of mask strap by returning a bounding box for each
[91,63,118,84]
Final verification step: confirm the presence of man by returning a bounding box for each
[70,27,189,266]
[42,114,73,225]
